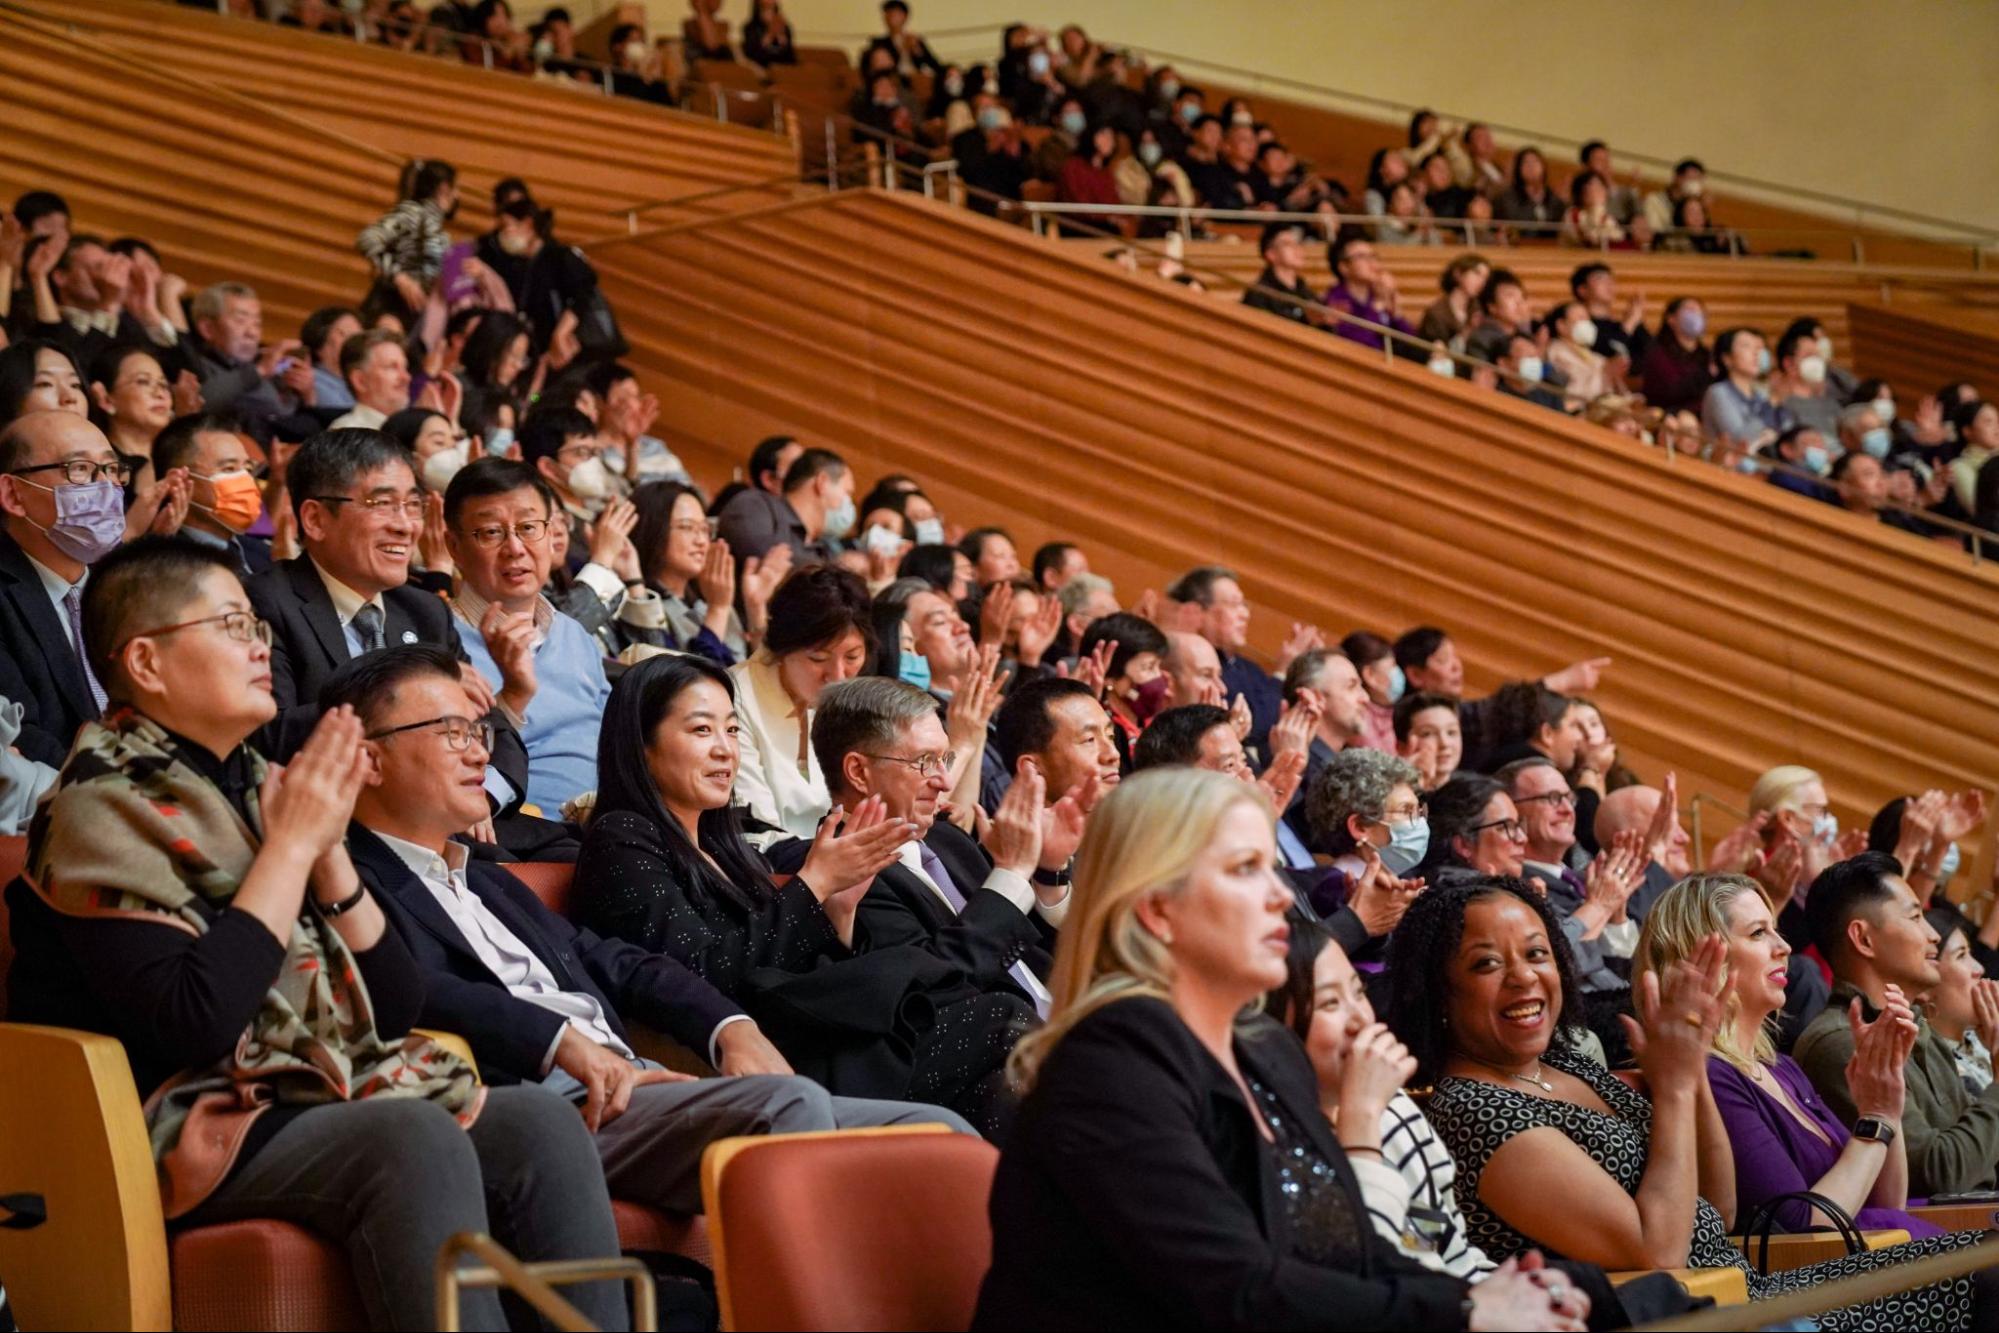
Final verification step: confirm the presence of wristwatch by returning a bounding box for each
[1852,1116,1898,1145]
[1031,860,1074,889]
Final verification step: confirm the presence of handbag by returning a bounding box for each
[569,280,628,359]
[1734,1189,1866,1276]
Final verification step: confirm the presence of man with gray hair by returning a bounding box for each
[1054,571,1116,660]
[188,280,313,429]
[1280,646,1369,834]
[776,675,1076,1022]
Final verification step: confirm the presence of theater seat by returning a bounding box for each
[701,1125,985,1331]
[171,1222,365,1331]
[508,860,577,916]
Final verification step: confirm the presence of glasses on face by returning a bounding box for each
[311,494,426,520]
[118,374,170,395]
[117,609,272,655]
[1512,790,1576,812]
[865,750,957,779]
[1377,800,1428,825]
[556,441,602,462]
[464,519,550,548]
[12,458,133,487]
[366,714,494,753]
[1469,817,1527,841]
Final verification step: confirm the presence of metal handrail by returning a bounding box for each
[435,1232,656,1332]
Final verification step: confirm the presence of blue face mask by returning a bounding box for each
[1939,842,1962,883]
[487,426,516,457]
[1178,102,1201,125]
[1060,111,1087,137]
[898,649,932,692]
[1377,816,1430,876]
[976,106,1006,132]
[1756,347,1773,376]
[1812,811,1839,843]
[1736,455,1762,475]
[822,495,856,540]
[1861,427,1892,460]
[1384,664,1407,704]
[1802,444,1831,476]
[1138,142,1162,167]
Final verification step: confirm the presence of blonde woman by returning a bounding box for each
[972,768,1587,1332]
[1637,873,1995,1326]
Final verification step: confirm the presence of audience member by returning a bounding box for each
[1920,910,1997,1095]
[1393,689,1464,793]
[1166,564,1307,756]
[1641,158,1706,235]
[330,328,413,430]
[1544,301,1615,401]
[187,281,311,430]
[1638,298,1715,416]
[357,159,459,323]
[152,410,272,576]
[1241,223,1322,329]
[1418,253,1489,349]
[1301,747,1429,958]
[1702,328,1790,462]
[1494,147,1560,229]
[1323,232,1417,354]
[716,445,853,568]
[1499,756,1643,998]
[635,479,772,664]
[1079,610,1167,766]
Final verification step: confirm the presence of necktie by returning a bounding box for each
[1559,866,1589,903]
[351,602,385,654]
[919,845,1051,1019]
[64,584,108,712]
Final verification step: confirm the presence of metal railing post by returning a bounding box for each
[825,117,836,190]
[481,39,492,71]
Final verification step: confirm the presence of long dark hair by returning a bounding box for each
[0,338,82,425]
[1384,875,1582,1084]
[631,479,705,592]
[1265,912,1333,1043]
[592,654,781,914]
[459,311,531,392]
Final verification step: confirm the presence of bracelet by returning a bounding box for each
[314,883,368,919]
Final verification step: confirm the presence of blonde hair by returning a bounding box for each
[1747,765,1822,819]
[1634,871,1776,1073]
[1007,768,1271,1092]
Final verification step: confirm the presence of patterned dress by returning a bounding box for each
[1426,1046,1979,1330]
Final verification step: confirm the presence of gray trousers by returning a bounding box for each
[184,1085,627,1332]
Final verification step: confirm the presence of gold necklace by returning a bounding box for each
[1461,1055,1555,1092]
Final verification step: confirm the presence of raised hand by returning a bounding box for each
[1844,985,1916,1121]
[1037,771,1097,871]
[696,536,736,612]
[1227,692,1253,741]
[260,706,371,860]
[417,491,454,579]
[1542,656,1612,695]
[740,543,793,635]
[799,796,913,903]
[1973,979,1999,1059]
[1641,771,1680,867]
[1709,810,1770,873]
[1582,831,1645,922]
[170,368,205,416]
[479,604,539,718]
[978,581,1015,652]
[1268,696,1319,760]
[1277,621,1324,671]
[1939,789,1989,842]
[587,495,639,572]
[1335,1021,1418,1143]
[1058,638,1115,701]
[1014,591,1064,667]
[146,468,191,537]
[946,644,1005,758]
[255,338,302,381]
[983,765,1046,877]
[1348,841,1421,938]
[1624,932,1726,1092]
[1256,747,1308,814]
[1750,828,1805,911]
[1130,587,1162,626]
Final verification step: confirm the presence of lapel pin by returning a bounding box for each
[401,630,419,644]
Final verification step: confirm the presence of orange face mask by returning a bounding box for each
[196,470,264,533]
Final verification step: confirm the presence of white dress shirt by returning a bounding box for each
[728,649,831,841]
[25,553,86,654]
[329,403,389,430]
[894,840,1054,1011]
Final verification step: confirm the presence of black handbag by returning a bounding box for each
[1734,1189,1867,1275]
[569,280,629,359]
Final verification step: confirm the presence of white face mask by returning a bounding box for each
[1798,354,1827,385]
[1515,355,1544,383]
[1681,177,1704,198]
[1872,396,1896,424]
[497,228,533,256]
[912,517,945,546]
[861,523,903,556]
[1570,318,1597,349]
[1817,335,1834,361]
[623,40,648,65]
[422,444,469,492]
[567,454,611,501]
[1427,355,1456,378]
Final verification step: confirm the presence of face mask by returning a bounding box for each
[195,470,263,533]
[898,648,933,692]
[1230,112,1254,128]
[422,445,469,492]
[1872,397,1896,424]
[1736,455,1762,475]
[1755,347,1773,376]
[1861,427,1892,460]
[1178,102,1201,125]
[1817,336,1834,361]
[944,74,964,97]
[566,454,611,501]
[1676,308,1706,339]
[1427,355,1455,379]
[1027,50,1050,76]
[497,229,532,256]
[1798,354,1827,385]
[1681,177,1703,198]
[19,478,126,565]
[1802,444,1831,476]
[487,426,516,457]
[1570,319,1597,349]
[912,517,945,546]
[532,36,553,61]
[861,523,903,556]
[1377,815,1430,876]
[1129,673,1171,724]
[822,495,857,540]
[1939,842,1962,883]
[1514,356,1544,383]
[1812,811,1839,844]
[1158,78,1180,101]
[1138,142,1162,167]
[1060,111,1087,137]
[1384,664,1407,704]
[623,40,649,65]
[976,106,1007,132]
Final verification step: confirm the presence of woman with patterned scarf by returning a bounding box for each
[7,534,629,1331]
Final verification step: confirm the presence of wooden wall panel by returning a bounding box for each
[587,190,1999,833]
[1849,302,1999,410]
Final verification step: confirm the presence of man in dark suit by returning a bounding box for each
[0,411,121,766]
[788,675,1074,1017]
[152,411,273,578]
[329,646,969,1208]
[244,428,548,848]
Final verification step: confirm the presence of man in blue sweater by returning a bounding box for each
[445,458,611,814]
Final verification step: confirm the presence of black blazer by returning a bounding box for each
[0,531,98,767]
[973,997,1467,1332]
[767,819,1051,1005]
[348,824,741,1081]
[245,554,529,799]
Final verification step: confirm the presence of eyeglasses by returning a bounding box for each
[864,750,957,779]
[309,494,426,519]
[1468,817,1527,841]
[464,519,550,548]
[116,610,272,655]
[11,459,133,486]
[1376,801,1428,825]
[1512,791,1576,811]
[669,520,711,537]
[366,714,494,753]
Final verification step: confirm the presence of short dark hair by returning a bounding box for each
[1258,220,1302,256]
[404,157,457,203]
[444,457,552,529]
[1423,774,1508,875]
[1392,689,1458,744]
[86,340,161,393]
[1714,326,1759,363]
[1032,541,1079,588]
[517,406,596,469]
[1078,612,1167,681]
[747,434,797,490]
[1568,262,1611,298]
[288,428,414,522]
[993,676,1098,773]
[1578,139,1606,164]
[958,526,1014,564]
[781,446,848,495]
[1392,625,1450,673]
[1804,851,1906,965]
[1476,269,1522,316]
[762,564,876,657]
[0,339,83,435]
[300,305,359,357]
[897,543,958,592]
[1164,564,1236,607]
[1133,704,1230,770]
[339,327,406,387]
[80,536,239,693]
[1674,157,1704,176]
[318,643,462,731]
[11,189,68,229]
[153,410,248,474]
[1338,629,1392,670]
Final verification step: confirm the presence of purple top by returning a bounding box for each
[1707,1053,1939,1238]
[1322,282,1415,352]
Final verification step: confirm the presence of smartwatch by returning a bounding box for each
[1852,1116,1898,1146]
